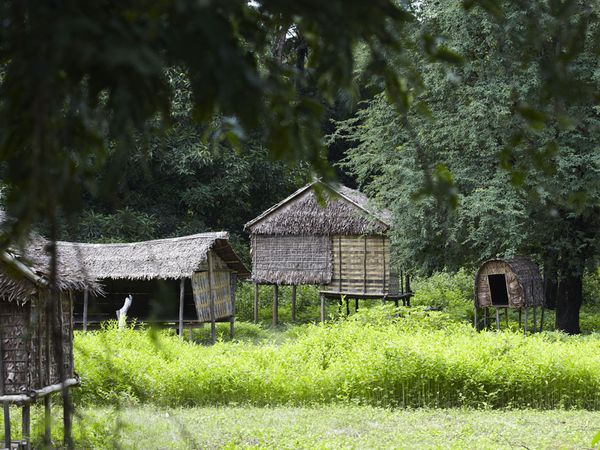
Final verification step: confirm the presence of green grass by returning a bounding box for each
[5,405,599,449]
[73,308,600,409]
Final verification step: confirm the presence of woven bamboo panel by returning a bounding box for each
[0,301,31,394]
[192,270,233,322]
[0,290,74,394]
[329,235,394,295]
[251,235,332,285]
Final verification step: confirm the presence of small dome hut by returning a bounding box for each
[474,256,545,333]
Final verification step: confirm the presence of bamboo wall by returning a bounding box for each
[328,235,396,295]
[192,252,233,322]
[0,291,73,395]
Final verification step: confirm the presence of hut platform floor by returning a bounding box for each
[319,290,413,300]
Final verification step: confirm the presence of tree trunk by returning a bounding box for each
[555,271,583,334]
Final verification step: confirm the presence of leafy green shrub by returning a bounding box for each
[584,268,600,308]
[411,269,473,320]
[74,310,600,410]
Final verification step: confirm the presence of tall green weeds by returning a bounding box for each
[74,308,600,410]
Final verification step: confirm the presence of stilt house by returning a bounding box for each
[0,233,98,447]
[58,232,249,342]
[474,256,545,333]
[245,180,411,323]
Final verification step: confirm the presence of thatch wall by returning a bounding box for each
[0,290,73,395]
[475,257,543,308]
[251,235,332,285]
[245,182,391,236]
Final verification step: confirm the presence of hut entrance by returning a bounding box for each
[488,274,509,306]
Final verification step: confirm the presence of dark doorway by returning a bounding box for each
[488,274,509,306]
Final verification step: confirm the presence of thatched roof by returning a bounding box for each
[56,232,249,281]
[475,256,544,308]
[245,181,392,236]
[0,233,100,303]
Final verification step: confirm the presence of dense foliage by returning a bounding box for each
[337,1,600,332]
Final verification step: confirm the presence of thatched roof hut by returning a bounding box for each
[475,257,544,309]
[246,180,408,324]
[0,233,98,447]
[57,233,249,342]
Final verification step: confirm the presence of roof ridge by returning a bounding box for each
[57,231,229,248]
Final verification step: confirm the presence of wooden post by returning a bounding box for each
[355,298,359,312]
[3,402,10,449]
[178,278,185,338]
[189,325,193,343]
[320,293,325,322]
[207,251,216,344]
[272,284,279,327]
[22,404,30,448]
[345,298,350,316]
[524,308,528,336]
[406,274,411,306]
[44,396,51,445]
[363,236,367,294]
[533,306,537,333]
[291,285,297,322]
[539,304,545,333]
[82,288,89,332]
[505,308,509,328]
[495,308,500,331]
[230,273,237,339]
[253,283,259,324]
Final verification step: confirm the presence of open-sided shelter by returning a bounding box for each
[0,232,98,448]
[58,232,249,342]
[474,256,545,333]
[245,180,412,324]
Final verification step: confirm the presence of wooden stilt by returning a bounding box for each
[253,283,259,324]
[207,252,216,344]
[495,308,500,331]
[338,298,343,315]
[518,308,522,327]
[394,299,399,308]
[474,306,478,330]
[82,288,89,332]
[189,325,193,343]
[22,404,30,448]
[355,298,359,312]
[533,306,537,333]
[4,402,10,449]
[178,278,185,338]
[345,298,350,316]
[44,395,51,445]
[273,285,279,327]
[320,293,325,322]
[63,387,73,449]
[539,304,545,333]
[230,273,237,339]
[505,308,509,328]
[291,285,297,322]
[524,308,528,336]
